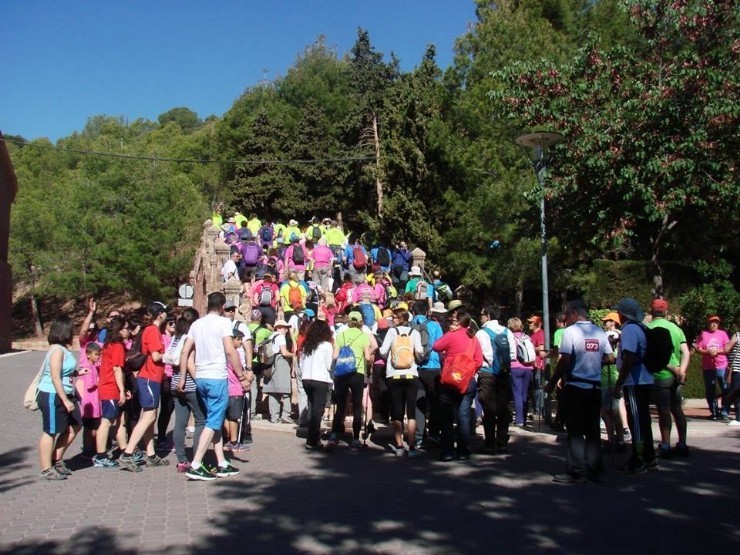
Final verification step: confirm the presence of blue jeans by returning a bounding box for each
[533,369,545,416]
[511,368,533,425]
[703,369,729,417]
[439,378,478,457]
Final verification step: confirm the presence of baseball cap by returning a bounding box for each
[707,315,721,323]
[224,301,237,311]
[148,301,168,317]
[348,311,363,322]
[527,315,542,325]
[650,299,669,312]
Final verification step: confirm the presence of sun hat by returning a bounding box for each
[614,298,644,323]
[274,319,291,329]
[447,299,464,312]
[430,301,447,315]
[409,266,422,277]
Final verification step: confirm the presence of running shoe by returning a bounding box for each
[146,454,171,467]
[305,442,324,451]
[619,461,647,474]
[131,449,146,465]
[233,443,250,452]
[40,467,66,480]
[224,442,237,451]
[216,463,239,477]
[656,444,673,459]
[92,455,120,468]
[280,415,295,425]
[645,459,659,471]
[118,454,143,473]
[176,461,191,473]
[673,444,691,456]
[407,448,422,459]
[553,473,587,484]
[728,420,740,427]
[186,464,216,481]
[326,433,339,451]
[53,460,73,475]
[350,439,363,451]
[389,444,405,457]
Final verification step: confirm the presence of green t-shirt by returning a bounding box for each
[336,327,370,375]
[648,318,686,380]
[553,328,564,349]
[252,326,273,363]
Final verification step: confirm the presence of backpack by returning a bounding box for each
[238,228,252,241]
[288,283,303,309]
[243,242,261,266]
[436,282,453,302]
[258,335,276,368]
[376,247,391,267]
[483,328,511,376]
[311,225,322,242]
[352,245,367,270]
[358,302,376,327]
[515,333,536,364]
[642,323,674,373]
[260,225,273,243]
[412,320,431,365]
[291,245,305,265]
[415,280,429,301]
[334,331,363,378]
[390,331,414,370]
[440,338,478,394]
[259,284,274,307]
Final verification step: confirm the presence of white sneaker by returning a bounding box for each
[728,419,740,426]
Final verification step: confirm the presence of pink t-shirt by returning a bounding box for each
[76,357,101,419]
[162,333,174,378]
[311,244,334,267]
[285,245,307,271]
[696,329,730,370]
[227,349,247,396]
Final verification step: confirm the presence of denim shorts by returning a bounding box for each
[196,379,229,430]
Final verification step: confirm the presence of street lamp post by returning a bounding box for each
[514,131,563,353]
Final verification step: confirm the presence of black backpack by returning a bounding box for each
[641,323,673,373]
[292,245,305,265]
[376,247,391,267]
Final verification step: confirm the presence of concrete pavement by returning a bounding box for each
[1,350,738,554]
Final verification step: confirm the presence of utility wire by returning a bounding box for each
[0,137,374,166]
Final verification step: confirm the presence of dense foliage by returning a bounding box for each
[7,0,737,334]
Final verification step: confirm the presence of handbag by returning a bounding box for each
[440,337,478,394]
[163,335,185,366]
[24,346,61,410]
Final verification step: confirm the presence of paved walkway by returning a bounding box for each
[1,350,738,554]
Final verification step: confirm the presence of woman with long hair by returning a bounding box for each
[298,319,334,450]
[172,307,204,473]
[432,311,483,462]
[36,315,82,479]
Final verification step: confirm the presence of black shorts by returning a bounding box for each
[652,375,682,408]
[388,377,420,422]
[38,391,82,435]
[226,395,245,422]
[82,417,100,430]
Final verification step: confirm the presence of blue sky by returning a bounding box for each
[2,1,477,142]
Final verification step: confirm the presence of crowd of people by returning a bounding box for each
[31,213,740,483]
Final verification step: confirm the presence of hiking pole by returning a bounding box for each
[607,364,616,469]
[361,382,370,447]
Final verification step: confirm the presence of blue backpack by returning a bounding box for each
[334,331,362,377]
[483,328,511,376]
[358,302,376,327]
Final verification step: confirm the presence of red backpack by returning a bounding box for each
[352,245,367,270]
